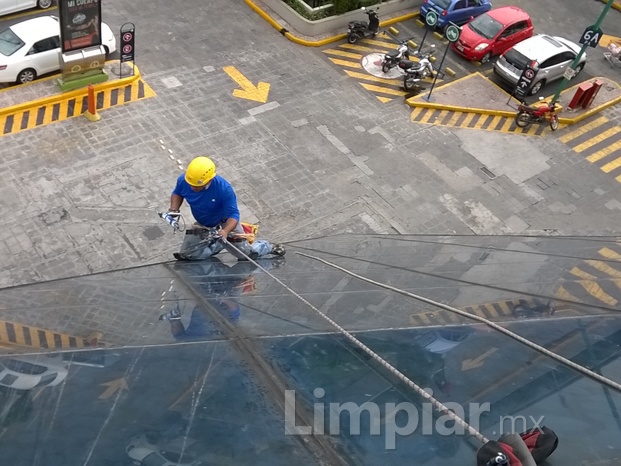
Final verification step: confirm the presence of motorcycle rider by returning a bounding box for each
[168,156,285,261]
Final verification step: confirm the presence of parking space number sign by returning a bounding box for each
[579,25,603,48]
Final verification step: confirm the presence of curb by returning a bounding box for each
[244,0,418,47]
[0,62,142,117]
[599,0,621,12]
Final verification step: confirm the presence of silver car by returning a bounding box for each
[493,34,587,95]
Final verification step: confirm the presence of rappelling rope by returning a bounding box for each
[294,251,621,395]
[221,240,490,444]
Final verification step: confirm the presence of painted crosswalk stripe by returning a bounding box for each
[569,267,618,306]
[584,259,621,278]
[324,49,363,59]
[559,116,609,143]
[601,155,621,173]
[329,58,361,68]
[360,83,406,96]
[572,127,621,153]
[586,141,621,163]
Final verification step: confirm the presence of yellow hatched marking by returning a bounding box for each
[559,116,609,143]
[586,141,621,162]
[102,89,112,109]
[497,301,512,315]
[360,38,398,48]
[601,155,621,173]
[555,284,581,303]
[329,58,361,68]
[524,124,541,136]
[131,81,141,101]
[324,49,363,59]
[340,43,385,53]
[472,114,491,129]
[460,113,476,128]
[573,127,621,153]
[12,323,27,346]
[499,118,515,132]
[444,111,463,126]
[617,173,621,182]
[359,83,406,96]
[433,110,449,124]
[585,260,621,278]
[599,247,621,260]
[411,108,425,121]
[418,109,437,124]
[376,96,392,103]
[472,307,487,318]
[486,115,502,130]
[344,69,400,84]
[570,267,618,306]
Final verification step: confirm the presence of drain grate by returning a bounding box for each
[480,166,497,179]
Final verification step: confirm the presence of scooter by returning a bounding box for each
[381,37,415,73]
[515,98,560,131]
[347,7,379,44]
[399,45,436,91]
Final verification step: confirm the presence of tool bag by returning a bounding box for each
[476,426,559,465]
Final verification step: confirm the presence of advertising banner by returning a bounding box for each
[59,0,103,53]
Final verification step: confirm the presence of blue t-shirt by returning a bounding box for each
[172,175,240,226]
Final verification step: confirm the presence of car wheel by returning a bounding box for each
[529,80,544,95]
[16,69,36,84]
[573,63,584,76]
[38,0,53,8]
[480,52,491,64]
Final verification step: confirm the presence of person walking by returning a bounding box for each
[168,156,285,261]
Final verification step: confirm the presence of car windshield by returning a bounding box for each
[468,13,503,39]
[503,47,530,69]
[0,28,24,56]
[432,0,452,9]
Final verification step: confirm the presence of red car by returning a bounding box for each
[451,6,534,63]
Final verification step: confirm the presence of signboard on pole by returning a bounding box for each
[579,25,604,48]
[514,61,539,99]
[58,0,103,53]
[120,23,135,63]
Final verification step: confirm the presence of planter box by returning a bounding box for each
[264,0,423,37]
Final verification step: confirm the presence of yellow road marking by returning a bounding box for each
[418,109,437,124]
[559,116,609,143]
[570,267,618,306]
[340,43,386,53]
[223,66,270,103]
[444,111,463,126]
[497,301,512,315]
[411,108,425,121]
[324,49,363,59]
[329,58,361,68]
[376,96,392,103]
[434,110,449,124]
[572,127,621,153]
[460,113,476,127]
[599,247,621,260]
[359,83,406,96]
[601,155,621,173]
[584,260,621,278]
[586,140,621,162]
[344,69,401,84]
[499,117,514,132]
[361,38,398,48]
[617,173,621,182]
[555,285,580,303]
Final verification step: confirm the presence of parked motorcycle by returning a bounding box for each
[399,45,436,91]
[382,37,415,73]
[347,7,380,44]
[515,98,560,131]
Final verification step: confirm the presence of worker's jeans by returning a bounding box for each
[179,221,273,260]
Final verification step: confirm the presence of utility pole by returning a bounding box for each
[551,0,615,103]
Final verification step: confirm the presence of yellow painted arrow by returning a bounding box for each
[223,66,270,103]
[99,377,129,399]
[461,348,497,371]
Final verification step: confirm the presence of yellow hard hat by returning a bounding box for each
[185,156,216,187]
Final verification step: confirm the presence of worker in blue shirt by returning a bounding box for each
[168,156,285,261]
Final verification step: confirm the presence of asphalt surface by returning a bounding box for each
[0,0,619,291]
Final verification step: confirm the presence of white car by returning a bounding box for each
[0,15,116,84]
[0,0,54,17]
[0,354,68,390]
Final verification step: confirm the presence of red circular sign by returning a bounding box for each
[524,69,535,79]
[123,45,133,53]
[123,33,133,42]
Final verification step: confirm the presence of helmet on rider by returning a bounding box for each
[185,156,216,187]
